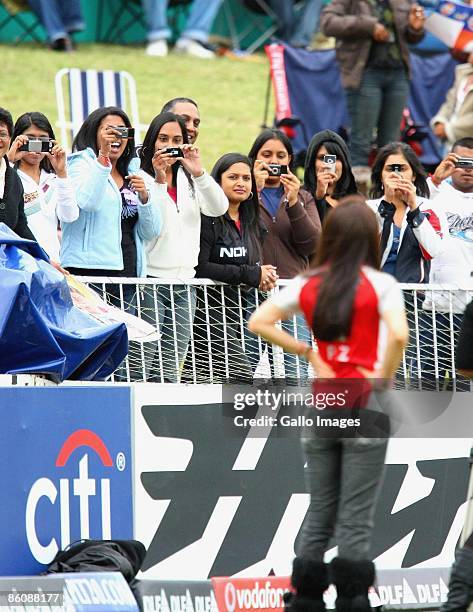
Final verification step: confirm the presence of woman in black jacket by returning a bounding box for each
[303,129,358,222]
[192,153,276,382]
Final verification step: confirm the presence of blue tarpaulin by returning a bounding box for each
[0,224,128,382]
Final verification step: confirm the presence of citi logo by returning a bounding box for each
[219,246,247,258]
[25,429,122,564]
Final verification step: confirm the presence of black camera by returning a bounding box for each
[164,147,184,158]
[19,138,53,153]
[268,164,288,176]
[323,154,337,172]
[455,158,473,169]
[111,126,135,139]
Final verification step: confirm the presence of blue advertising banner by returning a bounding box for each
[0,386,133,575]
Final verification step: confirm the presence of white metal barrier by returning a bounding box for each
[75,277,473,390]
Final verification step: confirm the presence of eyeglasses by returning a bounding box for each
[0,131,10,141]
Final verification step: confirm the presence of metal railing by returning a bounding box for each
[76,277,473,390]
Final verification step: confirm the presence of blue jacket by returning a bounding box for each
[60,148,162,276]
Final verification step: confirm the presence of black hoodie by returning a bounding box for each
[303,129,358,222]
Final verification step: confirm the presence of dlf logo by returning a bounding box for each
[25,429,121,564]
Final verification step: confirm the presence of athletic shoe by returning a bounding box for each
[146,40,168,57]
[174,38,215,59]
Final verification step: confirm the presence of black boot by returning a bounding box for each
[441,546,473,612]
[284,557,328,611]
[330,557,375,612]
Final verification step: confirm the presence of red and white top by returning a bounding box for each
[270,266,405,379]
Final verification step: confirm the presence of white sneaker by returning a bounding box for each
[174,38,215,59]
[146,39,168,57]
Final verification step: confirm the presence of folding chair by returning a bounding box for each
[55,68,148,150]
[97,0,192,44]
[223,0,281,54]
[0,0,43,43]
[96,0,145,43]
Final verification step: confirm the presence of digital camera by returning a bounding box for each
[268,164,288,176]
[455,158,473,169]
[323,154,337,173]
[112,126,135,139]
[19,138,53,153]
[387,163,404,174]
[164,147,184,157]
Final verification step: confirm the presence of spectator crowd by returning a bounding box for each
[2,3,473,610]
[0,0,472,388]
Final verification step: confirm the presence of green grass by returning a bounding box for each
[1,43,273,169]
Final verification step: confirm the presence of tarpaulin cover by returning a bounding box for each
[0,223,128,382]
[267,44,457,166]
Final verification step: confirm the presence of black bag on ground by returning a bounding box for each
[44,539,146,583]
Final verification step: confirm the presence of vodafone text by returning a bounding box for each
[224,581,285,610]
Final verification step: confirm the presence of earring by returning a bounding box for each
[249,191,254,199]
[381,183,384,192]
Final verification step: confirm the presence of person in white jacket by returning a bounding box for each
[367,141,447,284]
[8,112,78,262]
[138,111,228,382]
[367,141,448,388]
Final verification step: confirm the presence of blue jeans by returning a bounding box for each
[345,67,409,167]
[142,284,196,382]
[142,0,223,42]
[270,0,322,46]
[27,0,84,41]
[290,0,323,46]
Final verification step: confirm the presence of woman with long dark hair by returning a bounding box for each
[137,112,228,382]
[248,128,321,279]
[369,142,449,388]
[60,105,162,311]
[303,129,358,222]
[248,128,321,379]
[249,198,408,611]
[8,111,78,262]
[192,153,276,381]
[368,141,447,283]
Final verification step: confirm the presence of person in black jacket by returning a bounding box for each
[192,153,276,382]
[303,129,358,223]
[0,108,35,241]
